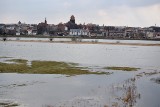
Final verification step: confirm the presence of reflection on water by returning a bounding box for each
[0,40,160,107]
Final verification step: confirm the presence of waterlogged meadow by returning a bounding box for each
[0,59,108,75]
[0,39,160,107]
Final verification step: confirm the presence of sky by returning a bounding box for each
[0,0,160,27]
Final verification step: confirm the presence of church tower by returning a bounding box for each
[70,15,75,24]
[45,17,47,24]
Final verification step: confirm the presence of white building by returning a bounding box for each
[26,29,37,35]
[16,32,20,35]
[70,29,90,36]
[146,31,154,38]
[32,30,37,35]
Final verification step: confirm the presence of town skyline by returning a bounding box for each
[0,15,159,28]
[0,0,160,27]
[0,15,160,40]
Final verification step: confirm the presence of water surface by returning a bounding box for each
[0,40,160,107]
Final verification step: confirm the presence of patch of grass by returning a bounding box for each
[0,56,12,59]
[0,62,28,73]
[17,84,27,87]
[0,59,108,75]
[104,66,140,71]
[0,102,19,107]
[24,61,108,75]
[6,59,27,64]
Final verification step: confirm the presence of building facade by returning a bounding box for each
[70,29,90,36]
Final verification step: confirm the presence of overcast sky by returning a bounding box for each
[0,0,160,27]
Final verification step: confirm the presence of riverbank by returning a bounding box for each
[1,39,160,46]
[1,35,160,41]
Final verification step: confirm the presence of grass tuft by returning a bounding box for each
[104,66,140,71]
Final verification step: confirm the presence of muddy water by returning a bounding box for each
[0,40,160,107]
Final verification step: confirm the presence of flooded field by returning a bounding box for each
[0,39,160,107]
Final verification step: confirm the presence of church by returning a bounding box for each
[66,15,78,30]
[68,15,90,36]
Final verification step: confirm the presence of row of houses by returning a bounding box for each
[70,26,160,39]
[0,22,37,36]
[0,16,160,39]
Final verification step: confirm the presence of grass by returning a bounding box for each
[0,63,28,73]
[0,102,19,107]
[6,59,28,63]
[0,56,12,59]
[104,66,140,71]
[0,59,108,75]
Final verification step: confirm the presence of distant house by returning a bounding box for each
[5,24,15,30]
[70,29,90,36]
[155,32,160,39]
[102,31,124,38]
[27,29,32,35]
[57,23,68,32]
[90,33,97,37]
[5,24,16,35]
[15,25,21,36]
[146,28,154,38]
[16,32,20,36]
[0,24,5,29]
[32,30,37,35]
[149,26,160,39]
[25,25,37,36]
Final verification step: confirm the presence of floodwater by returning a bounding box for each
[0,39,160,107]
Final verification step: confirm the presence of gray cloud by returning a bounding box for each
[0,0,160,27]
[93,0,160,7]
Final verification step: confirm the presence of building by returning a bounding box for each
[37,18,48,35]
[70,29,90,36]
[70,15,75,24]
[66,15,78,30]
[5,24,16,35]
[0,24,5,35]
[149,26,160,39]
[57,23,68,32]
